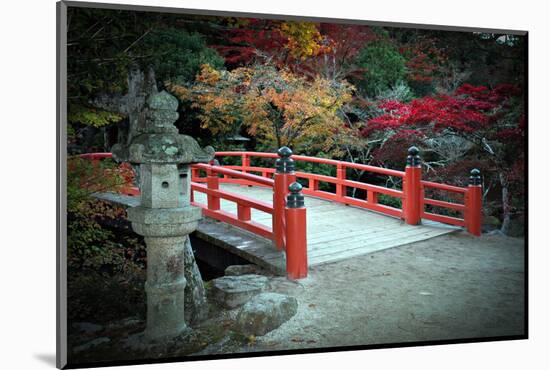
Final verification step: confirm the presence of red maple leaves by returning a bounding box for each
[363,83,523,137]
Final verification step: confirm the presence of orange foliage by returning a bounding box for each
[169,64,354,152]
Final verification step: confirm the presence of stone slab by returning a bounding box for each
[211,274,269,309]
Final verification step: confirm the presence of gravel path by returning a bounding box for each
[219,231,525,353]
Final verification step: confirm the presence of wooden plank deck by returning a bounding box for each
[191,184,459,274]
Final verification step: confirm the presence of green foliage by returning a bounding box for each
[68,104,125,127]
[67,198,143,272]
[67,211,120,270]
[144,28,225,85]
[354,41,407,97]
[377,193,402,209]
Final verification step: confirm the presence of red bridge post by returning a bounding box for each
[273,147,296,250]
[285,182,308,279]
[206,163,220,211]
[466,169,482,236]
[404,146,422,225]
[336,163,346,199]
[241,153,250,174]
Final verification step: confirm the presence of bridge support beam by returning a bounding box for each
[466,169,483,236]
[404,146,422,225]
[285,182,308,279]
[273,147,296,250]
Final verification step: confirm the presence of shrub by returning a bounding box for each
[144,28,225,85]
[354,40,407,97]
[67,157,143,272]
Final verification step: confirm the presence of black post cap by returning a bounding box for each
[406,146,421,167]
[286,182,305,208]
[278,146,292,158]
[469,168,482,185]
[275,146,295,173]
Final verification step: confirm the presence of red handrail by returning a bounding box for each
[421,180,467,194]
[209,151,406,217]
[78,150,482,238]
[189,162,277,240]
[208,151,480,235]
[78,152,114,160]
[192,163,274,188]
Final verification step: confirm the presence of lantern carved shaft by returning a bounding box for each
[112,90,214,340]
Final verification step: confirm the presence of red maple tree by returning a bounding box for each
[363,83,524,233]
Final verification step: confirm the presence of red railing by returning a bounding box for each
[79,150,482,237]
[190,163,276,240]
[192,149,482,236]
[198,151,405,218]
[189,156,307,279]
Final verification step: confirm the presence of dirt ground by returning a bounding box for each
[199,231,526,354]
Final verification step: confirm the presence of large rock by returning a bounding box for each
[235,292,298,336]
[183,235,207,325]
[211,274,268,309]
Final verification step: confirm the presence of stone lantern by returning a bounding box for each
[111,89,214,341]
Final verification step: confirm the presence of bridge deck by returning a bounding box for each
[191,184,459,274]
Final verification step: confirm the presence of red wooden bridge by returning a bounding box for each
[80,147,482,279]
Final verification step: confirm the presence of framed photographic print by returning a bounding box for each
[57,1,528,368]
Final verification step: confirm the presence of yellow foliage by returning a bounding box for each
[169,64,354,152]
[196,64,222,85]
[279,22,325,59]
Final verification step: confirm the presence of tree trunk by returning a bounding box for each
[499,172,511,235]
[102,127,109,152]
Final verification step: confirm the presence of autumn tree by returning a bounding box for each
[211,19,329,69]
[397,35,448,95]
[287,23,379,81]
[361,83,524,234]
[168,64,354,153]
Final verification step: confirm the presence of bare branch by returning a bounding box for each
[123,28,152,54]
